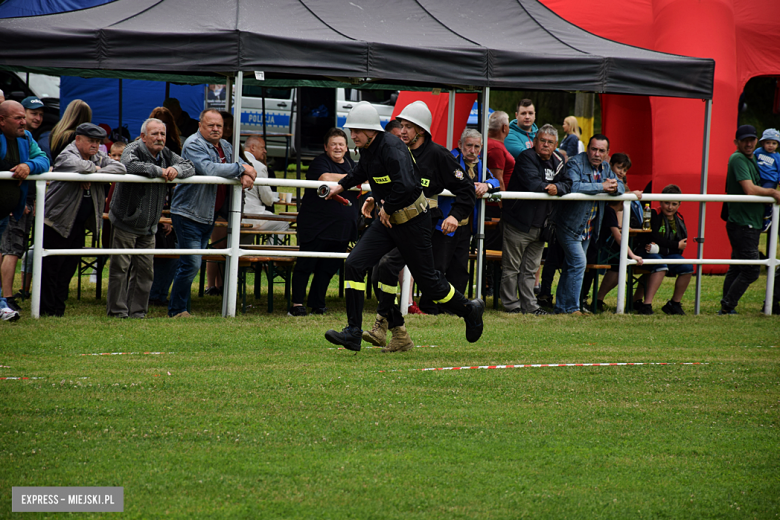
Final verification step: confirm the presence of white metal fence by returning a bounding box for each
[1,171,777,317]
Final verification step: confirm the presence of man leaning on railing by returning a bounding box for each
[0,100,50,322]
[41,123,126,317]
[106,117,195,319]
[167,109,256,318]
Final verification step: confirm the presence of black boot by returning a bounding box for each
[464,299,485,343]
[325,326,362,351]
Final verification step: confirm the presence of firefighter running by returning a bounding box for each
[323,102,485,352]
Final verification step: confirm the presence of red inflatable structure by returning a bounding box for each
[540,0,780,272]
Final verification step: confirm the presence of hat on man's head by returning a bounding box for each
[75,122,107,139]
[759,128,780,143]
[735,125,757,141]
[21,96,44,110]
[163,98,181,110]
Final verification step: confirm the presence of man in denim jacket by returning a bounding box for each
[553,134,624,315]
[168,109,256,317]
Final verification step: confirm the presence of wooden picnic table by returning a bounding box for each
[242,213,297,223]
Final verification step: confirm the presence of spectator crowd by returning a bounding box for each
[1,94,779,326]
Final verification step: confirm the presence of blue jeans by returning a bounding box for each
[150,257,179,302]
[555,228,589,314]
[168,214,214,316]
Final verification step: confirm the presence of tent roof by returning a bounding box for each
[0,0,714,98]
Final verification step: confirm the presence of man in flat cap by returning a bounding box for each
[106,117,195,319]
[40,122,126,317]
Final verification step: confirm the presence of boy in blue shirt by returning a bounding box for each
[755,128,780,232]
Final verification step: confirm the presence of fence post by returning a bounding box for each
[615,200,632,314]
[476,87,490,301]
[764,202,779,315]
[400,266,411,316]
[30,179,46,319]
[223,183,242,318]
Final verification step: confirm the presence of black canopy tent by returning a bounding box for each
[0,0,713,97]
[0,0,716,314]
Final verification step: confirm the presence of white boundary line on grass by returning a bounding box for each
[328,345,438,350]
[378,362,708,373]
[80,352,174,356]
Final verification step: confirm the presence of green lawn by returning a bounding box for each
[1,270,778,518]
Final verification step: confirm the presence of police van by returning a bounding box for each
[240,87,397,162]
[0,71,60,132]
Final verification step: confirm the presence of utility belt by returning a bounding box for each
[388,192,429,225]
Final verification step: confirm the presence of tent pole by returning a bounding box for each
[447,89,455,149]
[476,87,490,302]
[225,76,233,112]
[223,70,244,318]
[262,87,267,141]
[165,81,170,100]
[118,79,123,133]
[295,88,302,202]
[694,98,713,315]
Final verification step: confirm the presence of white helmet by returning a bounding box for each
[343,101,384,132]
[397,100,432,135]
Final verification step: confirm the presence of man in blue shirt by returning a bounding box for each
[167,109,256,318]
[553,134,624,315]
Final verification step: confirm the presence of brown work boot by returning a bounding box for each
[362,314,388,347]
[381,325,414,353]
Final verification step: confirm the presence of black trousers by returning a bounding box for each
[344,212,469,330]
[539,234,564,297]
[722,222,761,310]
[419,225,471,314]
[373,247,406,328]
[40,220,87,317]
[291,237,349,310]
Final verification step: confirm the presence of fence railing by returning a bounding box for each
[1,171,777,317]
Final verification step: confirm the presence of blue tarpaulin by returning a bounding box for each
[0,0,114,18]
[1,0,208,139]
[60,77,205,139]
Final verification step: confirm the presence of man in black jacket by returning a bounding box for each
[324,102,484,352]
[500,124,571,314]
[364,102,477,352]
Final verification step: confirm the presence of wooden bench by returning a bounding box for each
[469,249,610,311]
[200,254,296,313]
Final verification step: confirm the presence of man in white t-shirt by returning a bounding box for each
[242,136,289,233]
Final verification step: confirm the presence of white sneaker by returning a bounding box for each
[1,306,20,322]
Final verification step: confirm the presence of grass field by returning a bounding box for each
[1,268,778,518]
